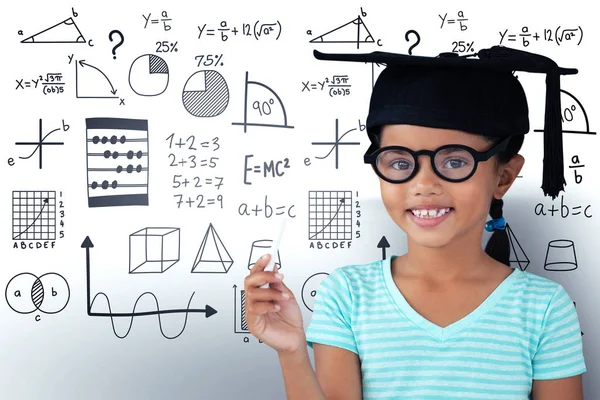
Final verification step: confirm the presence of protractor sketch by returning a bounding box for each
[129,54,170,96]
[12,191,56,241]
[231,71,294,132]
[182,70,229,117]
[81,237,217,339]
[301,272,329,312]
[534,89,596,135]
[312,118,361,169]
[308,190,352,241]
[309,12,381,49]
[21,17,86,44]
[76,60,119,99]
[15,119,64,169]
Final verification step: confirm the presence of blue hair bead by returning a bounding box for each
[485,217,506,232]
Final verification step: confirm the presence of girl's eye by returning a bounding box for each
[391,159,412,170]
[442,158,468,169]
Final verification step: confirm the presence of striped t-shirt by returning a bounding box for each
[306,255,586,399]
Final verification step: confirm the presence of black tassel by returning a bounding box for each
[542,68,566,199]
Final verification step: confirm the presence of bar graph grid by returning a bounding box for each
[308,190,352,240]
[12,191,56,240]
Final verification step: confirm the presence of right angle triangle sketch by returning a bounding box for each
[21,17,86,44]
[310,15,376,48]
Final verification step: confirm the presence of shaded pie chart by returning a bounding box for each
[129,54,169,96]
[182,70,229,117]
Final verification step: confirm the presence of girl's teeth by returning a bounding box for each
[411,208,451,218]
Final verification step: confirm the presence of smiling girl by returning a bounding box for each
[244,45,586,399]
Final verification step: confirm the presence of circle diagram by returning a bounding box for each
[182,70,229,117]
[5,272,70,314]
[129,54,170,96]
[301,272,329,312]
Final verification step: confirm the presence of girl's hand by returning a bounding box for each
[244,254,305,354]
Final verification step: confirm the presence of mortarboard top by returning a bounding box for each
[313,46,578,199]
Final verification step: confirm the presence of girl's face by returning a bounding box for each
[377,124,524,249]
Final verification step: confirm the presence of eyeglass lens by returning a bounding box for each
[376,147,476,182]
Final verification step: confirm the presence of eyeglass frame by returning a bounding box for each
[363,135,512,184]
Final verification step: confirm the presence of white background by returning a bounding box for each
[1,0,598,398]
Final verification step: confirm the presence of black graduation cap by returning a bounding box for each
[313,45,578,199]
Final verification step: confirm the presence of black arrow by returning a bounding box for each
[13,198,49,239]
[309,198,345,240]
[81,236,217,318]
[377,236,390,260]
[78,60,118,95]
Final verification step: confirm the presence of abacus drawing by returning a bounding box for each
[85,118,149,207]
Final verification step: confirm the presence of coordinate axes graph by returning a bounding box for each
[81,237,217,339]
[12,191,56,241]
[15,119,65,169]
[308,191,352,240]
[312,119,360,169]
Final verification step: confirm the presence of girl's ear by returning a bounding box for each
[494,154,525,198]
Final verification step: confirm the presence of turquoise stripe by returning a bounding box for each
[305,258,586,397]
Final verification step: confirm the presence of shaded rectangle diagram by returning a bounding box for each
[85,118,149,207]
[129,227,180,273]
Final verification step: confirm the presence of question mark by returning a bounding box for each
[108,30,124,59]
[404,30,421,55]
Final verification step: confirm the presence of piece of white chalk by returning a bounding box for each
[260,217,287,289]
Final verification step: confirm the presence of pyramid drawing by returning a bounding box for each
[191,223,233,273]
[21,17,86,44]
[506,224,530,270]
[310,15,374,47]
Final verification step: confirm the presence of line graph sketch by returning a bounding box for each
[81,236,217,339]
[308,190,352,240]
[15,119,65,169]
[12,191,56,241]
[312,118,361,169]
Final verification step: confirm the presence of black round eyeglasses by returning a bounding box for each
[363,136,511,184]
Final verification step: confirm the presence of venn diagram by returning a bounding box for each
[5,272,70,315]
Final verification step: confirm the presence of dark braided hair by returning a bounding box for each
[371,131,525,267]
[482,134,524,266]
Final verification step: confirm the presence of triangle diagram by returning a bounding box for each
[21,17,86,44]
[192,223,234,273]
[310,16,374,44]
[507,224,530,271]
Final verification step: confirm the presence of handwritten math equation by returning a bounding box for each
[499,26,583,47]
[15,73,65,95]
[197,20,282,41]
[165,133,224,209]
[142,11,173,31]
[301,74,352,97]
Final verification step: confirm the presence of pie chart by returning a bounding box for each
[182,70,229,117]
[128,54,169,96]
